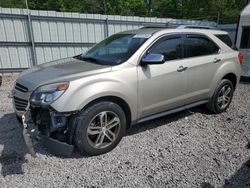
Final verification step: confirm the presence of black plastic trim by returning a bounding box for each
[132,99,208,125]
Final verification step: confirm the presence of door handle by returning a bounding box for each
[213,58,221,63]
[177,65,187,72]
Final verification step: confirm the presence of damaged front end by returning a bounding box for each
[21,82,76,157]
[22,103,75,157]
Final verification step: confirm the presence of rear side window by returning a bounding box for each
[183,35,219,58]
[240,26,250,49]
[215,34,233,48]
[149,37,182,61]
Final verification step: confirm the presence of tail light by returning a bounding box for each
[238,52,243,64]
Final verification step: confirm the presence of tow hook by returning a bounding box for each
[22,103,36,157]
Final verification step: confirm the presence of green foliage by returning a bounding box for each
[0,0,248,23]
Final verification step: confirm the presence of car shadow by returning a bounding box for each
[200,159,250,188]
[0,112,90,166]
[71,106,212,159]
[0,113,51,176]
[0,113,28,176]
[126,105,213,136]
[240,76,250,84]
[200,143,250,188]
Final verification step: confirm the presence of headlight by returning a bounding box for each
[30,82,69,106]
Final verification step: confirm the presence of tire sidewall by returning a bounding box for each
[75,102,126,156]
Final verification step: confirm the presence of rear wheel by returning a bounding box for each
[207,79,234,113]
[74,101,126,156]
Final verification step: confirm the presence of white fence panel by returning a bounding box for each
[0,7,217,71]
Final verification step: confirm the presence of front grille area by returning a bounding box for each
[15,82,28,93]
[13,96,28,111]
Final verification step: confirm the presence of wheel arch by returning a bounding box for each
[81,96,132,130]
[222,73,237,90]
[210,61,240,98]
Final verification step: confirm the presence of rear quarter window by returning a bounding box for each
[215,34,233,48]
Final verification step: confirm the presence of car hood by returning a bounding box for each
[16,57,111,91]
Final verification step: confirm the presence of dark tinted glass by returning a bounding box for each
[215,34,233,48]
[184,35,219,58]
[149,37,182,61]
[240,27,250,49]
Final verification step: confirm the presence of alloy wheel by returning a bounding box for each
[86,111,121,149]
[217,84,232,110]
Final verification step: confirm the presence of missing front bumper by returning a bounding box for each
[22,105,74,157]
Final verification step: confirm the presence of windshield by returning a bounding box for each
[75,33,150,65]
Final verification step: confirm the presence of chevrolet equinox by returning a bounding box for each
[12,28,242,156]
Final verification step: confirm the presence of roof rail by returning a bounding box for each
[176,25,217,29]
[140,24,217,30]
[140,25,176,29]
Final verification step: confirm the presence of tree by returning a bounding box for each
[0,0,248,23]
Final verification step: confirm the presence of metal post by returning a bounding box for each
[25,0,29,9]
[104,18,109,38]
[25,1,37,66]
[217,12,220,27]
[103,0,107,15]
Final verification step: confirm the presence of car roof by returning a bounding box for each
[120,27,228,36]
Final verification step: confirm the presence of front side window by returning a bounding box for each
[184,35,219,58]
[149,37,183,61]
[240,26,250,49]
[75,34,150,65]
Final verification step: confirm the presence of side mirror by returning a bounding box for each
[141,54,165,66]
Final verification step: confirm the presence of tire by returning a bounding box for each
[74,101,126,156]
[206,79,234,113]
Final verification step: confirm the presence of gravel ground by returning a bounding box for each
[0,75,250,188]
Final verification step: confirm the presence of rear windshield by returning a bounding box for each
[215,34,233,48]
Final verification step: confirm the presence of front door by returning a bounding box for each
[138,35,188,118]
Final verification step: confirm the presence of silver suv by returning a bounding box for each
[13,28,241,156]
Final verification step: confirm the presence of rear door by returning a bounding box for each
[183,34,222,104]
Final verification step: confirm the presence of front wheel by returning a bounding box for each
[74,101,126,156]
[207,79,234,113]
